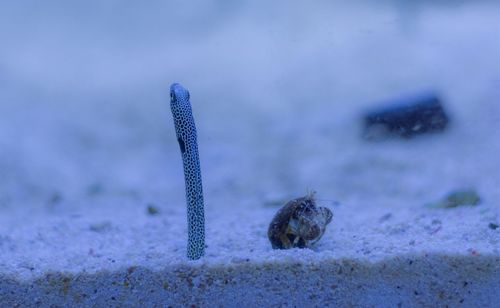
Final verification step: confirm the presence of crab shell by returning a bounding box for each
[268,195,333,249]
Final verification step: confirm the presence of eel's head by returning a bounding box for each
[170,83,190,104]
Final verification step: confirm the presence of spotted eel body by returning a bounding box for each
[170,83,205,260]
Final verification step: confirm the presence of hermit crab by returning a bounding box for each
[268,193,333,249]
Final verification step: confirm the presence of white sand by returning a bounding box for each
[1,1,500,306]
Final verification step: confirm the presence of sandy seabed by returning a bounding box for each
[1,1,500,306]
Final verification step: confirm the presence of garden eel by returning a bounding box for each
[170,83,205,260]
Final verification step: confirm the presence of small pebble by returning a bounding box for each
[231,257,250,264]
[427,189,481,208]
[89,221,112,233]
[378,213,393,223]
[147,204,159,215]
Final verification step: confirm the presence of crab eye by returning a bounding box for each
[186,92,190,101]
[170,92,175,101]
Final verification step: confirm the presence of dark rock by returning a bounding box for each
[363,92,449,139]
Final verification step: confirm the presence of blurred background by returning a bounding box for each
[1,0,500,216]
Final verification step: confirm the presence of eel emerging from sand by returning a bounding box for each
[170,83,205,260]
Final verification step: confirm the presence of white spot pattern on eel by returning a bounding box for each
[170,83,205,260]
